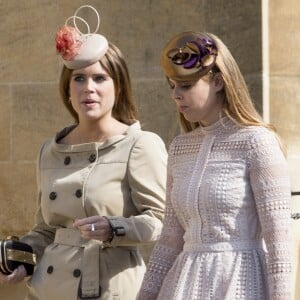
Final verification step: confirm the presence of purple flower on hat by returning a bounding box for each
[167,37,217,70]
[55,25,82,61]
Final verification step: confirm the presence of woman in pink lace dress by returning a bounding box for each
[137,31,292,300]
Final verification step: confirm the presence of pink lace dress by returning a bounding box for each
[137,118,292,300]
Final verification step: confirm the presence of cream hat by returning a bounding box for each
[55,5,108,69]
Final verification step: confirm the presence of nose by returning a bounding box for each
[172,88,183,101]
[84,78,95,93]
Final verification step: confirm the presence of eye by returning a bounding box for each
[94,75,106,82]
[180,83,193,90]
[73,75,85,82]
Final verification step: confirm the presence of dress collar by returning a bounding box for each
[194,117,233,135]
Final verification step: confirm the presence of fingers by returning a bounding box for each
[0,265,27,284]
[73,215,101,228]
[73,216,112,241]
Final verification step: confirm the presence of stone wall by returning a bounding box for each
[269,0,300,298]
[0,0,298,299]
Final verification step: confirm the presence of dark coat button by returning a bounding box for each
[73,269,81,278]
[49,192,57,200]
[75,189,82,198]
[64,156,71,165]
[47,266,54,274]
[89,153,96,163]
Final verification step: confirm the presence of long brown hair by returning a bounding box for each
[59,42,137,125]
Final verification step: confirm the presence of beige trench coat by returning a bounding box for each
[21,122,167,300]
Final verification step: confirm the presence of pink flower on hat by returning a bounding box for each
[55,25,82,61]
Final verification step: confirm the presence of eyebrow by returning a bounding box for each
[72,71,108,76]
[71,72,108,77]
[169,80,194,85]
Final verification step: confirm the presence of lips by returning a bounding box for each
[81,98,99,106]
[82,99,97,104]
[178,105,189,112]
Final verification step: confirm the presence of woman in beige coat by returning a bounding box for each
[0,6,167,300]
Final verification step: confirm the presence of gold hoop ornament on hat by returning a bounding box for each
[161,31,218,82]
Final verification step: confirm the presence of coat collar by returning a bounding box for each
[52,121,141,153]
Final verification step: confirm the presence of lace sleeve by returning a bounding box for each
[249,129,292,299]
[137,144,185,300]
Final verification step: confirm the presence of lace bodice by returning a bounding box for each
[137,118,292,300]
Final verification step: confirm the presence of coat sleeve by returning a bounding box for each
[20,142,56,262]
[248,130,292,299]
[105,131,167,246]
[136,140,185,300]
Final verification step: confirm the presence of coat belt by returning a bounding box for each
[54,228,101,298]
[54,228,137,299]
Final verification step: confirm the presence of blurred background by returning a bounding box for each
[0,0,299,299]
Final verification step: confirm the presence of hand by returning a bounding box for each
[73,216,113,242]
[0,265,27,284]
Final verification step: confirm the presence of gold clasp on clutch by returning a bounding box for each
[6,249,36,265]
[6,236,19,241]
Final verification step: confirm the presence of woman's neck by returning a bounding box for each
[57,117,129,145]
[75,118,128,143]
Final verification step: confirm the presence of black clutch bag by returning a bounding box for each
[0,236,36,276]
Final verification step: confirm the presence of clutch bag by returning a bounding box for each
[0,236,36,276]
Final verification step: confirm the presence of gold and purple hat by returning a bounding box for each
[55,5,108,70]
[161,31,218,81]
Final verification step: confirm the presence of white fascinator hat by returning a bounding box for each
[55,5,109,69]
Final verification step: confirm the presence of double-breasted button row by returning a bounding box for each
[75,189,82,198]
[49,192,57,200]
[64,156,71,165]
[46,265,81,278]
[89,153,97,163]
[64,154,97,165]
[49,189,82,200]
[73,269,81,277]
